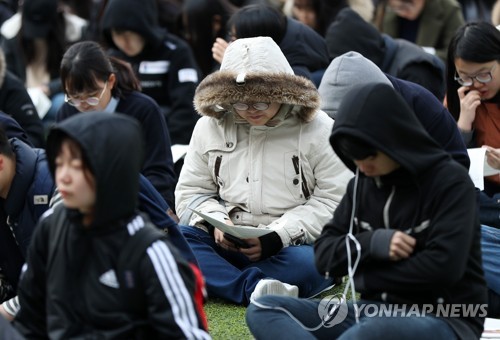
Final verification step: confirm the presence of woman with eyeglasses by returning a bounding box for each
[56,41,177,210]
[175,36,352,305]
[445,21,500,318]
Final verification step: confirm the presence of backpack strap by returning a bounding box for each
[116,218,167,316]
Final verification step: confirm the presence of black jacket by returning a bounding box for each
[316,83,487,339]
[101,0,200,145]
[0,70,44,148]
[325,8,445,101]
[57,91,176,209]
[15,113,209,339]
[279,18,330,82]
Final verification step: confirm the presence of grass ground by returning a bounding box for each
[204,282,347,339]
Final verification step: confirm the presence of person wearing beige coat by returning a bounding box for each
[175,36,352,305]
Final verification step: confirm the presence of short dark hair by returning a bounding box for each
[334,134,377,160]
[228,4,286,44]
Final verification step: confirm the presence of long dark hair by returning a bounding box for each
[20,11,66,78]
[182,0,236,77]
[60,41,141,98]
[446,22,500,120]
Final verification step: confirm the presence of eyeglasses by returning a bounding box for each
[454,64,497,86]
[65,82,108,107]
[232,102,269,111]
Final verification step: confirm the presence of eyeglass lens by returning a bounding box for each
[232,102,269,111]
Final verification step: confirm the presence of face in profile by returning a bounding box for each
[55,139,96,215]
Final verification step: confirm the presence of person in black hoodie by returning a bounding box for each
[325,7,446,101]
[56,41,177,210]
[246,83,487,339]
[101,0,201,145]
[14,112,210,339]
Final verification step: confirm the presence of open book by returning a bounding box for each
[467,148,500,190]
[190,209,275,238]
[481,317,500,339]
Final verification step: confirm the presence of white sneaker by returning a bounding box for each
[250,279,299,302]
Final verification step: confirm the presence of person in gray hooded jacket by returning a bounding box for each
[175,36,352,305]
[318,51,469,169]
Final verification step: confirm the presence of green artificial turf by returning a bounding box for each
[204,281,348,339]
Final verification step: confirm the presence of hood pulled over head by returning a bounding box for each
[102,0,164,48]
[46,112,144,227]
[330,82,448,176]
[194,36,320,122]
[319,51,392,119]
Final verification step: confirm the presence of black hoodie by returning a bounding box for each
[46,112,143,226]
[101,0,201,145]
[315,83,487,339]
[15,113,209,339]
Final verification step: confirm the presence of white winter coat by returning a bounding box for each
[175,37,352,247]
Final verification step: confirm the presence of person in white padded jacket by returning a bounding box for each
[175,36,352,305]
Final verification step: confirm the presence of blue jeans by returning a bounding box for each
[181,226,333,305]
[246,297,457,340]
[481,225,500,316]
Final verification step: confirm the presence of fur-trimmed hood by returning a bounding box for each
[193,36,320,122]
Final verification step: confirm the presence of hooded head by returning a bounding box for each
[319,51,392,119]
[324,8,385,64]
[193,36,320,122]
[46,112,144,227]
[22,0,58,39]
[101,0,164,49]
[330,82,448,176]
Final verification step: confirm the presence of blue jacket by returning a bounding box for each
[0,139,54,289]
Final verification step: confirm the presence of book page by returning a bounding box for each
[190,209,275,238]
[481,317,500,339]
[467,148,500,190]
